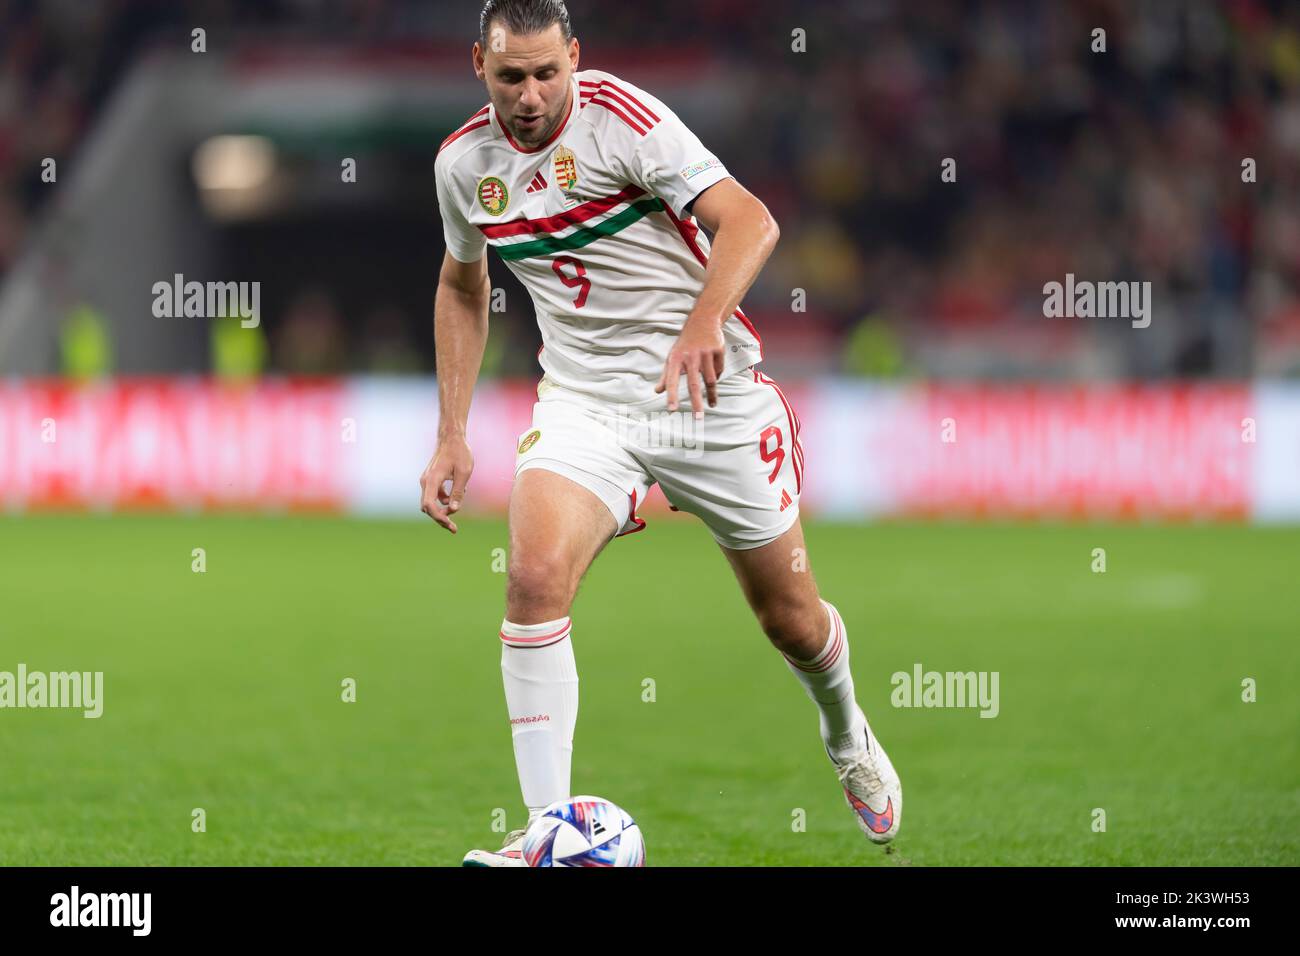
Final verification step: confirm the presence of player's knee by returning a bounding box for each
[757,603,824,660]
[506,551,576,621]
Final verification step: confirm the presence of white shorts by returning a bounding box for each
[513,366,804,550]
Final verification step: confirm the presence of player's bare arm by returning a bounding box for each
[420,248,491,533]
[654,178,780,416]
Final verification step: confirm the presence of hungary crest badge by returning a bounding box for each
[477,176,509,216]
[553,146,578,192]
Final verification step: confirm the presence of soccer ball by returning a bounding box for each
[522,795,645,867]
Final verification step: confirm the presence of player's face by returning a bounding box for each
[474,24,577,148]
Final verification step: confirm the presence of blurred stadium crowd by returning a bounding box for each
[2,0,1299,378]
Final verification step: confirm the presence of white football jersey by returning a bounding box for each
[435,68,764,405]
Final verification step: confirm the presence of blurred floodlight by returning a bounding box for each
[193,135,280,220]
[193,135,276,191]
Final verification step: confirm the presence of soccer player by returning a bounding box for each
[422,0,902,865]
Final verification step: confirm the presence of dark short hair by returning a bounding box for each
[480,0,573,51]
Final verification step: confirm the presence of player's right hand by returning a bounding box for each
[420,436,474,534]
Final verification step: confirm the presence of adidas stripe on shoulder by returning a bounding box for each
[439,104,492,156]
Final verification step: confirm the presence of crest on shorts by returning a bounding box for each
[518,429,541,454]
[477,176,510,216]
[553,146,578,192]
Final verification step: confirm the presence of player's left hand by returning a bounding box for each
[656,316,726,417]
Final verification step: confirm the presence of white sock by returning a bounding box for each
[500,616,579,815]
[782,600,866,762]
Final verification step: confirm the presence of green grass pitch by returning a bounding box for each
[1,514,1296,866]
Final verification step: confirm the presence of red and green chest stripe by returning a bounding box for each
[478,185,664,262]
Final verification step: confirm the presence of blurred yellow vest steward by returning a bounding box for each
[60,304,113,380]
[211,313,268,381]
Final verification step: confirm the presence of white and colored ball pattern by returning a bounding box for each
[522,795,645,867]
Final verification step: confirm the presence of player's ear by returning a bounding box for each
[472,42,485,80]
[568,36,579,71]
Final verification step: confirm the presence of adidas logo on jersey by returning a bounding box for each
[525,171,548,194]
[779,489,793,512]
